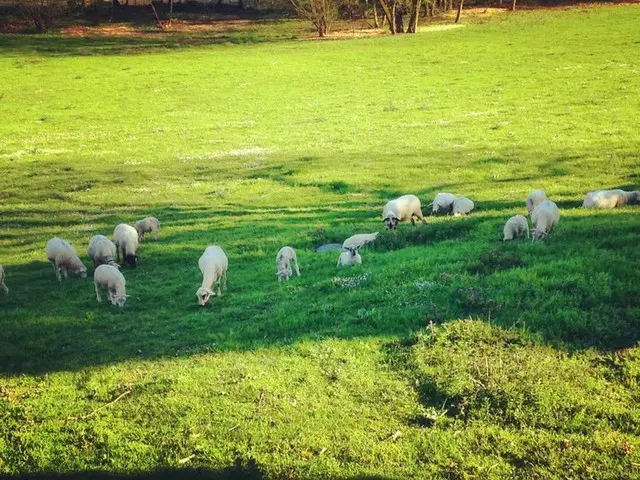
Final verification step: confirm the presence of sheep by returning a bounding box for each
[135,216,160,242]
[526,189,548,215]
[429,193,457,214]
[382,194,427,230]
[0,264,8,294]
[94,264,128,307]
[531,200,560,241]
[342,232,379,256]
[45,237,88,281]
[337,251,362,267]
[503,215,529,241]
[452,197,475,216]
[582,189,640,209]
[276,246,300,281]
[113,224,139,269]
[88,235,119,269]
[197,246,228,306]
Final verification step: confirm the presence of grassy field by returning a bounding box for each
[1,5,640,478]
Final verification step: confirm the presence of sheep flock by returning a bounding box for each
[0,188,637,307]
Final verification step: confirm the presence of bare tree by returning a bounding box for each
[290,0,337,37]
[18,0,65,32]
[454,0,463,23]
[378,0,421,34]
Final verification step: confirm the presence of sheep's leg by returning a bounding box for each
[216,279,222,297]
[222,270,227,293]
[1,279,8,294]
[95,282,102,302]
[411,217,416,226]
[293,258,300,277]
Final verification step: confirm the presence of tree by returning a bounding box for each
[377,0,422,34]
[18,0,65,32]
[454,0,463,23]
[289,0,337,37]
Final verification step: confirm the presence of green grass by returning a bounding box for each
[1,5,640,478]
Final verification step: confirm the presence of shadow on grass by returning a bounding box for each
[1,202,639,376]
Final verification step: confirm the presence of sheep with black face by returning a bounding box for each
[382,195,426,230]
[113,224,139,268]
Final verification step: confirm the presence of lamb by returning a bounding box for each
[135,216,160,241]
[113,224,139,268]
[337,251,362,267]
[382,194,427,230]
[429,193,457,214]
[503,215,529,241]
[452,197,475,216]
[531,200,560,241]
[88,235,119,269]
[45,237,88,281]
[276,246,300,281]
[197,246,228,306]
[94,264,128,307]
[0,264,8,294]
[342,232,379,256]
[582,189,640,209]
[526,189,548,215]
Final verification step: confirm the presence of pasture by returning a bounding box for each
[1,5,640,478]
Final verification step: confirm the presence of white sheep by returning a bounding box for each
[276,246,300,281]
[382,194,427,230]
[337,251,362,267]
[197,246,228,306]
[582,189,640,209]
[526,189,548,215]
[342,232,379,256]
[429,193,457,214]
[452,197,475,216]
[503,215,529,241]
[45,237,87,281]
[88,235,119,269]
[94,264,128,307]
[113,224,139,268]
[531,200,560,241]
[0,264,8,294]
[135,216,160,241]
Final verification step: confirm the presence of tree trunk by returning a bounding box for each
[407,0,420,32]
[395,6,404,33]
[511,0,516,10]
[378,0,395,33]
[239,0,244,8]
[169,0,173,26]
[498,0,502,6]
[455,0,463,23]
[372,1,379,28]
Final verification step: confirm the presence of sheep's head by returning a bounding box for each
[125,254,138,269]
[111,295,128,307]
[76,266,88,278]
[532,229,547,242]
[383,214,399,230]
[197,287,214,306]
[277,269,292,281]
[630,191,640,203]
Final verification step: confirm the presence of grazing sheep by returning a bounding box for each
[503,215,529,241]
[452,197,475,216]
[430,193,457,214]
[45,237,87,281]
[337,251,362,267]
[342,232,379,256]
[94,264,128,307]
[88,235,119,269]
[0,264,8,294]
[276,246,300,281]
[382,194,427,230]
[197,246,228,306]
[113,224,139,269]
[135,216,160,241]
[531,200,560,241]
[526,189,548,215]
[582,189,640,209]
